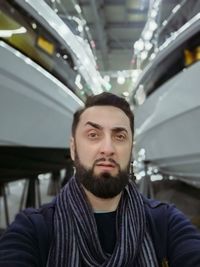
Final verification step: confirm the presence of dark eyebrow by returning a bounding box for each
[85,121,103,130]
[112,127,128,134]
[85,122,128,134]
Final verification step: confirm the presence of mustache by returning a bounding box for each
[93,158,119,167]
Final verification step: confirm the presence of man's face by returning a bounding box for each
[70,106,133,198]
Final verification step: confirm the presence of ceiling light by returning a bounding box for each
[105,83,112,91]
[75,4,82,14]
[143,30,153,41]
[24,58,32,65]
[153,0,161,9]
[103,75,110,83]
[149,20,157,31]
[122,91,129,97]
[75,74,83,89]
[145,41,153,51]
[0,27,27,38]
[149,52,156,60]
[90,40,96,48]
[78,25,83,32]
[117,75,125,85]
[31,23,37,29]
[162,20,167,26]
[172,4,181,13]
[82,19,86,25]
[135,85,146,105]
[134,39,144,52]
[151,9,157,18]
[71,16,84,32]
[140,51,148,60]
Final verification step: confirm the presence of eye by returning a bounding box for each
[115,133,126,141]
[87,130,99,140]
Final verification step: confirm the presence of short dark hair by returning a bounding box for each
[71,92,134,137]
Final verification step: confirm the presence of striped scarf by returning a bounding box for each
[47,177,158,267]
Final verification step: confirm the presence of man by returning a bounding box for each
[0,92,200,266]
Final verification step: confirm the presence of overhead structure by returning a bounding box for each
[133,0,200,70]
[89,0,109,70]
[45,0,150,96]
[14,0,105,95]
[0,0,107,179]
[131,9,200,188]
[84,0,148,71]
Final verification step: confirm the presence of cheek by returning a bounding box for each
[75,141,95,164]
[119,147,132,165]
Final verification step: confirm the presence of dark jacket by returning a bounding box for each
[0,197,200,267]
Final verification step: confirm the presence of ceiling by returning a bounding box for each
[48,0,149,70]
[44,0,191,97]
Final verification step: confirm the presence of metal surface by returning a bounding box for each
[132,12,200,184]
[0,0,94,178]
[54,0,149,71]
[46,0,196,97]
[14,0,105,94]
[134,61,200,179]
[0,41,82,148]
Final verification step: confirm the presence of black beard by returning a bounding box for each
[74,153,130,198]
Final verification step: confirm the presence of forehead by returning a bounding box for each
[78,106,131,130]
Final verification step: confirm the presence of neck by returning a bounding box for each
[83,187,122,212]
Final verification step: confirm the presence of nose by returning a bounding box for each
[99,135,115,156]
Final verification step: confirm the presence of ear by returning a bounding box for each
[70,137,75,161]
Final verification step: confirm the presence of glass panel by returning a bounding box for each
[0,0,86,101]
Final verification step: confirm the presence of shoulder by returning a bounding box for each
[143,196,200,267]
[142,195,185,222]
[142,195,199,238]
[0,201,56,266]
[1,200,56,235]
[142,195,171,209]
[142,196,172,243]
[142,196,199,231]
[18,201,56,247]
[9,200,56,237]
[22,200,56,227]
[142,195,173,219]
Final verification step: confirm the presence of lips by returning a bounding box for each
[96,162,115,168]
[95,162,117,172]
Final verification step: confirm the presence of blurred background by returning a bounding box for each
[0,0,200,232]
